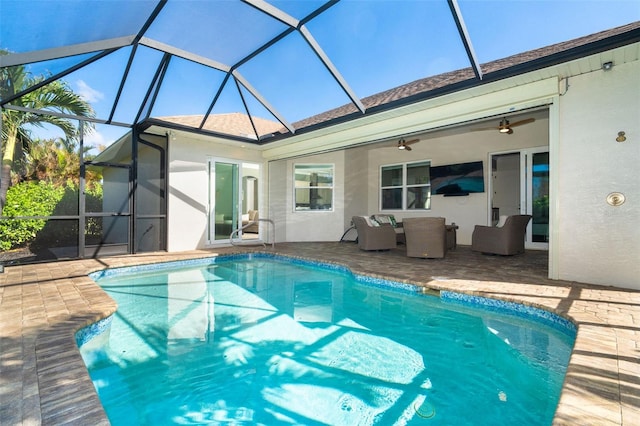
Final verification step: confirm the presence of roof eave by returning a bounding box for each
[257,24,640,144]
[138,118,288,144]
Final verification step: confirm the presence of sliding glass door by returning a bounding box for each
[207,159,262,244]
[209,160,239,242]
[490,147,549,250]
[526,149,549,248]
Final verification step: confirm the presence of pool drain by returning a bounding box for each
[413,401,435,419]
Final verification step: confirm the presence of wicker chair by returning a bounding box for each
[471,215,532,255]
[403,217,447,259]
[352,216,397,251]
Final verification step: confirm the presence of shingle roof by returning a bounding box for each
[158,113,285,139]
[150,21,639,141]
[289,21,640,132]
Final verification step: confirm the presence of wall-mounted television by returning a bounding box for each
[431,161,484,196]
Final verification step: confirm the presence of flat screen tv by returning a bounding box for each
[431,161,484,196]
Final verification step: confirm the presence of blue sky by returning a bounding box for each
[1,0,639,150]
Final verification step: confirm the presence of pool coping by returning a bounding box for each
[81,252,578,344]
[1,247,638,425]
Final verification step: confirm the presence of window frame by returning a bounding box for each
[380,160,432,211]
[293,163,335,212]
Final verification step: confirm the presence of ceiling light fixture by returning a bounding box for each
[602,61,613,71]
[499,118,511,133]
[395,138,418,150]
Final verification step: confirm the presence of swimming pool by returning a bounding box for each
[78,253,576,425]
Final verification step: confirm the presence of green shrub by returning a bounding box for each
[30,184,104,250]
[0,181,65,250]
[0,181,104,251]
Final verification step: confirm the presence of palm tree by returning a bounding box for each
[1,52,95,211]
[24,138,76,184]
[23,137,103,190]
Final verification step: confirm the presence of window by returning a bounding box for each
[381,161,431,210]
[294,164,334,211]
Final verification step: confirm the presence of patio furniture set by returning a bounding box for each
[351,214,532,258]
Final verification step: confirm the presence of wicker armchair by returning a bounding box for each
[352,216,397,251]
[471,215,532,255]
[403,217,447,259]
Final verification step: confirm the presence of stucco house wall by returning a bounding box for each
[357,118,549,246]
[161,52,639,290]
[268,150,346,242]
[556,59,640,288]
[167,134,264,252]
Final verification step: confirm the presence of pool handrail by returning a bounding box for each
[230,218,275,249]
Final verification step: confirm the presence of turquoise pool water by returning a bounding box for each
[79,254,575,425]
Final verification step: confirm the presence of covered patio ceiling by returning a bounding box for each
[1,0,639,145]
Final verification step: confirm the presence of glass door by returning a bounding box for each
[526,149,549,249]
[208,160,239,242]
[489,148,549,250]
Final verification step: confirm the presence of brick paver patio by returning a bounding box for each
[1,243,638,425]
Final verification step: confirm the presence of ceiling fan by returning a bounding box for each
[474,117,535,134]
[397,138,419,151]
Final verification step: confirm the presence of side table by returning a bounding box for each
[446,223,459,250]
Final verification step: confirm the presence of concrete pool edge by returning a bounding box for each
[1,246,637,425]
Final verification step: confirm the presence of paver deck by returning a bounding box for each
[1,243,638,425]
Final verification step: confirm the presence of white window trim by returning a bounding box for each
[380,160,431,211]
[293,163,335,212]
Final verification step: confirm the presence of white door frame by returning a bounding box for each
[206,157,262,245]
[523,147,550,250]
[488,147,549,250]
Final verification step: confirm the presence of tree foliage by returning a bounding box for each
[1,50,103,253]
[1,49,95,211]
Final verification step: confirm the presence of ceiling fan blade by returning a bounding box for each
[405,145,412,151]
[405,138,419,145]
[509,118,535,127]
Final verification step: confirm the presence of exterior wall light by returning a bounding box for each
[606,192,625,207]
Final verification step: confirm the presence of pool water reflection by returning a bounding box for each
[79,255,575,425]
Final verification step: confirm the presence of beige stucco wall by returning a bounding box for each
[343,148,370,231]
[556,60,640,289]
[162,55,639,290]
[267,159,288,243]
[335,118,548,246]
[269,150,346,242]
[167,135,264,252]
